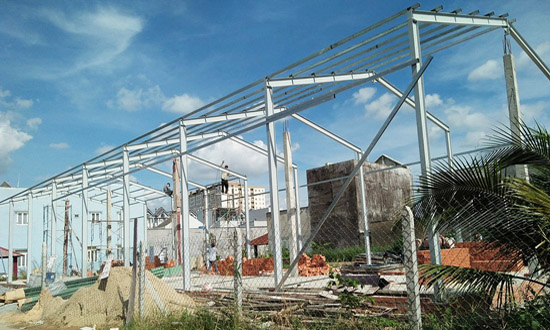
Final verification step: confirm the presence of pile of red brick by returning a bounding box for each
[298,254,333,277]
[417,241,523,272]
[145,256,175,270]
[216,256,235,276]
[203,257,274,276]
[242,257,274,276]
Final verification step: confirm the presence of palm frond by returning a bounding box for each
[485,121,550,167]
[419,264,549,309]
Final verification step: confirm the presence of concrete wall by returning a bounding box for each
[306,159,412,249]
[266,207,311,253]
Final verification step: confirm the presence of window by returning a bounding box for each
[87,246,98,263]
[16,249,27,269]
[16,212,28,225]
[91,212,101,223]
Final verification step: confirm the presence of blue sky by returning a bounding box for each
[1,1,549,208]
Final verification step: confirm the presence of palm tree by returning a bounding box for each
[413,122,550,309]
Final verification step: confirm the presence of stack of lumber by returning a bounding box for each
[186,288,403,323]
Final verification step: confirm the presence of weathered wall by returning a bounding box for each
[306,160,361,249]
[306,159,412,249]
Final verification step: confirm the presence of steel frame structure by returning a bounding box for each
[2,4,549,288]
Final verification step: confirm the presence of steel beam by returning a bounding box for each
[183,109,266,126]
[376,77,449,132]
[291,114,362,153]
[411,10,508,27]
[188,154,247,180]
[268,71,376,88]
[509,25,550,81]
[228,136,298,168]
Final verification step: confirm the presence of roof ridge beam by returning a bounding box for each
[411,10,508,27]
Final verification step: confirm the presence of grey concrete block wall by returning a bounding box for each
[306,159,412,249]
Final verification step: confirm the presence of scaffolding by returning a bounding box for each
[1,5,549,292]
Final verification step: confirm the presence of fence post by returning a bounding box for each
[402,206,422,329]
[233,228,243,312]
[139,241,145,319]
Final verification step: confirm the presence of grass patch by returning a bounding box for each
[121,308,407,330]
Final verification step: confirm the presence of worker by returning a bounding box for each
[163,182,173,197]
[220,161,229,194]
[207,242,218,274]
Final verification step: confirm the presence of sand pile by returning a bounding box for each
[16,267,196,328]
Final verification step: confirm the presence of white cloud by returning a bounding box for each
[521,101,548,122]
[353,87,376,105]
[108,85,164,111]
[0,86,33,110]
[191,138,269,181]
[15,97,33,109]
[26,117,42,130]
[49,142,69,149]
[96,144,115,155]
[516,41,550,70]
[0,113,32,172]
[162,94,205,114]
[444,104,491,131]
[0,87,11,98]
[364,93,395,120]
[38,7,144,76]
[463,131,488,147]
[425,93,443,109]
[291,142,300,152]
[468,60,502,81]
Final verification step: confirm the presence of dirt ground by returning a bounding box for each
[0,312,80,330]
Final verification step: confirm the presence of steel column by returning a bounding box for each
[408,11,441,266]
[293,167,303,251]
[81,166,89,277]
[123,147,131,266]
[244,179,251,258]
[27,193,33,282]
[107,190,112,256]
[179,120,191,290]
[265,83,283,287]
[51,182,57,257]
[357,152,372,265]
[143,202,148,247]
[203,188,210,264]
[8,200,14,283]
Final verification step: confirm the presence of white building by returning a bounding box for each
[189,182,266,215]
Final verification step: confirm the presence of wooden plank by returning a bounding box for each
[4,288,25,302]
